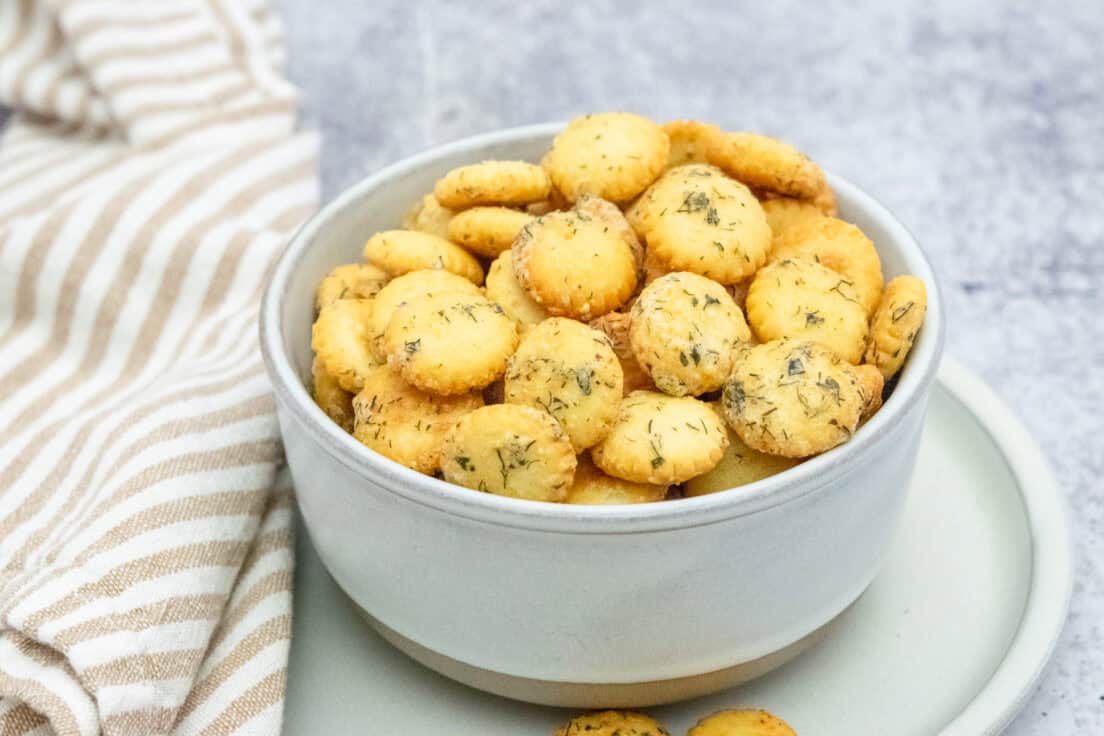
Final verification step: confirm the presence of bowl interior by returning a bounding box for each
[265,123,944,529]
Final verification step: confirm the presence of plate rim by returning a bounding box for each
[933,356,1073,735]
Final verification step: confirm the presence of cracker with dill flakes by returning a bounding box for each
[315,262,389,310]
[447,206,535,257]
[440,404,576,502]
[363,229,484,285]
[855,363,885,420]
[543,112,669,203]
[311,298,380,393]
[662,119,722,168]
[630,272,751,397]
[433,160,551,209]
[384,291,517,396]
[745,257,869,364]
[367,269,481,361]
[564,455,668,505]
[685,405,800,496]
[485,250,549,331]
[688,708,797,736]
[504,317,622,450]
[512,209,637,319]
[311,355,355,432]
[759,196,825,239]
[722,339,864,458]
[706,130,831,209]
[643,164,772,284]
[553,710,671,736]
[864,275,928,379]
[400,192,454,240]
[592,390,727,484]
[574,193,644,271]
[769,216,884,315]
[352,365,482,474]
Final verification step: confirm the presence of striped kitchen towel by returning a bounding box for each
[0,1,318,734]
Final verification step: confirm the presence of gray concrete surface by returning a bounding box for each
[277,1,1102,732]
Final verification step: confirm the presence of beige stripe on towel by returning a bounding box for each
[0,1,317,734]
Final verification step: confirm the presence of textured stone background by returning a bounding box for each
[276,1,1102,732]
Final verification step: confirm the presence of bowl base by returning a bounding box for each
[357,606,848,708]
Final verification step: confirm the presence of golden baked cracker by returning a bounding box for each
[688,709,797,736]
[745,258,869,364]
[624,191,652,240]
[363,229,484,285]
[722,339,864,458]
[855,362,885,420]
[629,272,752,396]
[544,113,669,203]
[315,263,389,310]
[760,197,825,239]
[625,163,721,237]
[662,119,722,167]
[311,355,355,432]
[512,210,637,319]
[484,250,550,331]
[400,193,454,239]
[352,365,482,474]
[769,216,884,315]
[383,291,518,395]
[368,269,482,361]
[706,130,828,203]
[575,194,645,271]
[685,406,800,496]
[504,317,623,450]
[554,710,671,736]
[433,160,551,209]
[564,455,668,505]
[588,311,654,395]
[440,404,577,502]
[864,275,928,379]
[592,390,728,484]
[643,164,772,284]
[446,206,535,257]
[311,298,380,393]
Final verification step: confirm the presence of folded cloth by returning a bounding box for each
[0,1,318,734]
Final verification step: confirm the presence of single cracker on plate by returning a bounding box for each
[352,365,483,474]
[553,710,671,736]
[401,192,454,239]
[504,317,623,450]
[447,206,535,257]
[722,339,864,458]
[311,355,355,432]
[440,404,577,502]
[368,269,482,361]
[642,163,772,284]
[745,257,869,364]
[311,298,380,393]
[688,708,797,736]
[315,262,389,310]
[769,215,884,315]
[383,291,518,395]
[363,229,484,285]
[543,112,669,203]
[512,209,637,319]
[433,160,551,209]
[564,455,668,505]
[629,272,752,396]
[592,390,728,484]
[864,274,928,379]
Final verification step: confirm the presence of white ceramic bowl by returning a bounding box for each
[260,123,945,707]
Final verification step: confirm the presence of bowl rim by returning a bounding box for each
[260,122,946,534]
